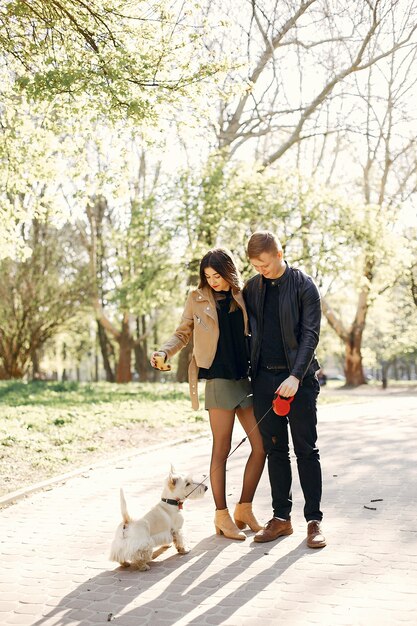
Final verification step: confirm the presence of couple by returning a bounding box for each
[151,231,326,549]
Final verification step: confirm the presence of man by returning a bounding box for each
[244,231,326,548]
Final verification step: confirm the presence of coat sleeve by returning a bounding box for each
[159,293,194,359]
[290,277,321,380]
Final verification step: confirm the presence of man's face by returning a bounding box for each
[249,251,283,279]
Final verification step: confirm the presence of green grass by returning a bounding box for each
[0,380,191,406]
[0,381,207,498]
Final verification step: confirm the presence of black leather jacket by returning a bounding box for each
[243,263,321,381]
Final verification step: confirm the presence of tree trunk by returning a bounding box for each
[31,349,41,379]
[0,349,27,379]
[323,255,373,389]
[134,315,149,382]
[392,357,399,380]
[344,332,366,387]
[61,342,67,381]
[381,361,389,389]
[134,343,149,381]
[151,317,161,382]
[97,321,115,382]
[411,264,417,306]
[116,317,133,383]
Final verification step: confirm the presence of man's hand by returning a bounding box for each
[276,375,300,398]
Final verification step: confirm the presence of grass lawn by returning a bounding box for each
[0,380,208,498]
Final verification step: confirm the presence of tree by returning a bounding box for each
[1,0,224,120]
[320,210,386,386]
[202,0,417,166]
[0,1,226,265]
[0,92,66,262]
[364,271,417,384]
[76,140,175,383]
[314,41,417,384]
[0,218,88,378]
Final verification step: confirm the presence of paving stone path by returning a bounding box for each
[1,390,416,625]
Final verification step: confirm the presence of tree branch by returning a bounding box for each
[321,296,349,343]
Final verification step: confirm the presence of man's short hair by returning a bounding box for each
[247,231,282,258]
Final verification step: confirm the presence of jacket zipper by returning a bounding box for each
[195,315,208,330]
[277,285,291,369]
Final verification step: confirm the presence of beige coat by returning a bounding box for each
[160,286,249,409]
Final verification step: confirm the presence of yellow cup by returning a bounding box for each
[154,353,171,371]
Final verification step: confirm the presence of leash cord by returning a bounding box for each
[184,392,274,501]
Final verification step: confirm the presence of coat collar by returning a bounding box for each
[194,286,217,321]
[195,286,213,302]
[194,286,248,331]
[195,286,245,304]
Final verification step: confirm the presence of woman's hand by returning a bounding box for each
[150,351,170,371]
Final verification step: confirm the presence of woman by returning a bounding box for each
[150,248,265,540]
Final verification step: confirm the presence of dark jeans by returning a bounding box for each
[252,369,323,522]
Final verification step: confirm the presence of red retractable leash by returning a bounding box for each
[272,393,294,416]
[184,389,295,500]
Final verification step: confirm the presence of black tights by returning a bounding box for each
[209,406,266,510]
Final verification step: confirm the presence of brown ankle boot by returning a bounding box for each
[214,508,246,540]
[234,502,263,532]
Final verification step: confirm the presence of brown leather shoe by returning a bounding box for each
[307,521,326,548]
[254,518,293,543]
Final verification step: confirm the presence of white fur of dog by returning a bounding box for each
[110,466,208,571]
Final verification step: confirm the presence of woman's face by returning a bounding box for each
[204,266,230,292]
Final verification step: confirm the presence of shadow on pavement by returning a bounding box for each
[32,534,307,626]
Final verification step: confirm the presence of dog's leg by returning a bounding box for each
[132,547,153,571]
[136,562,151,571]
[152,544,172,560]
[172,529,190,554]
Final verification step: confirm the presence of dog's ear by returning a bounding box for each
[168,465,177,489]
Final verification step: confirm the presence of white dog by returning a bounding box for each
[110,466,208,571]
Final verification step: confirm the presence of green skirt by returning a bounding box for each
[204,378,253,411]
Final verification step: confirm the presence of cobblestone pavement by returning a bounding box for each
[1,391,416,626]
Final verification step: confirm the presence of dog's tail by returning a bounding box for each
[120,488,132,524]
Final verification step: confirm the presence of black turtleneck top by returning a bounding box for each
[198,291,248,380]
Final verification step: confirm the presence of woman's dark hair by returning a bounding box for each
[198,248,243,305]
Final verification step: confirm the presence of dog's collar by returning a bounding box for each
[161,498,183,510]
